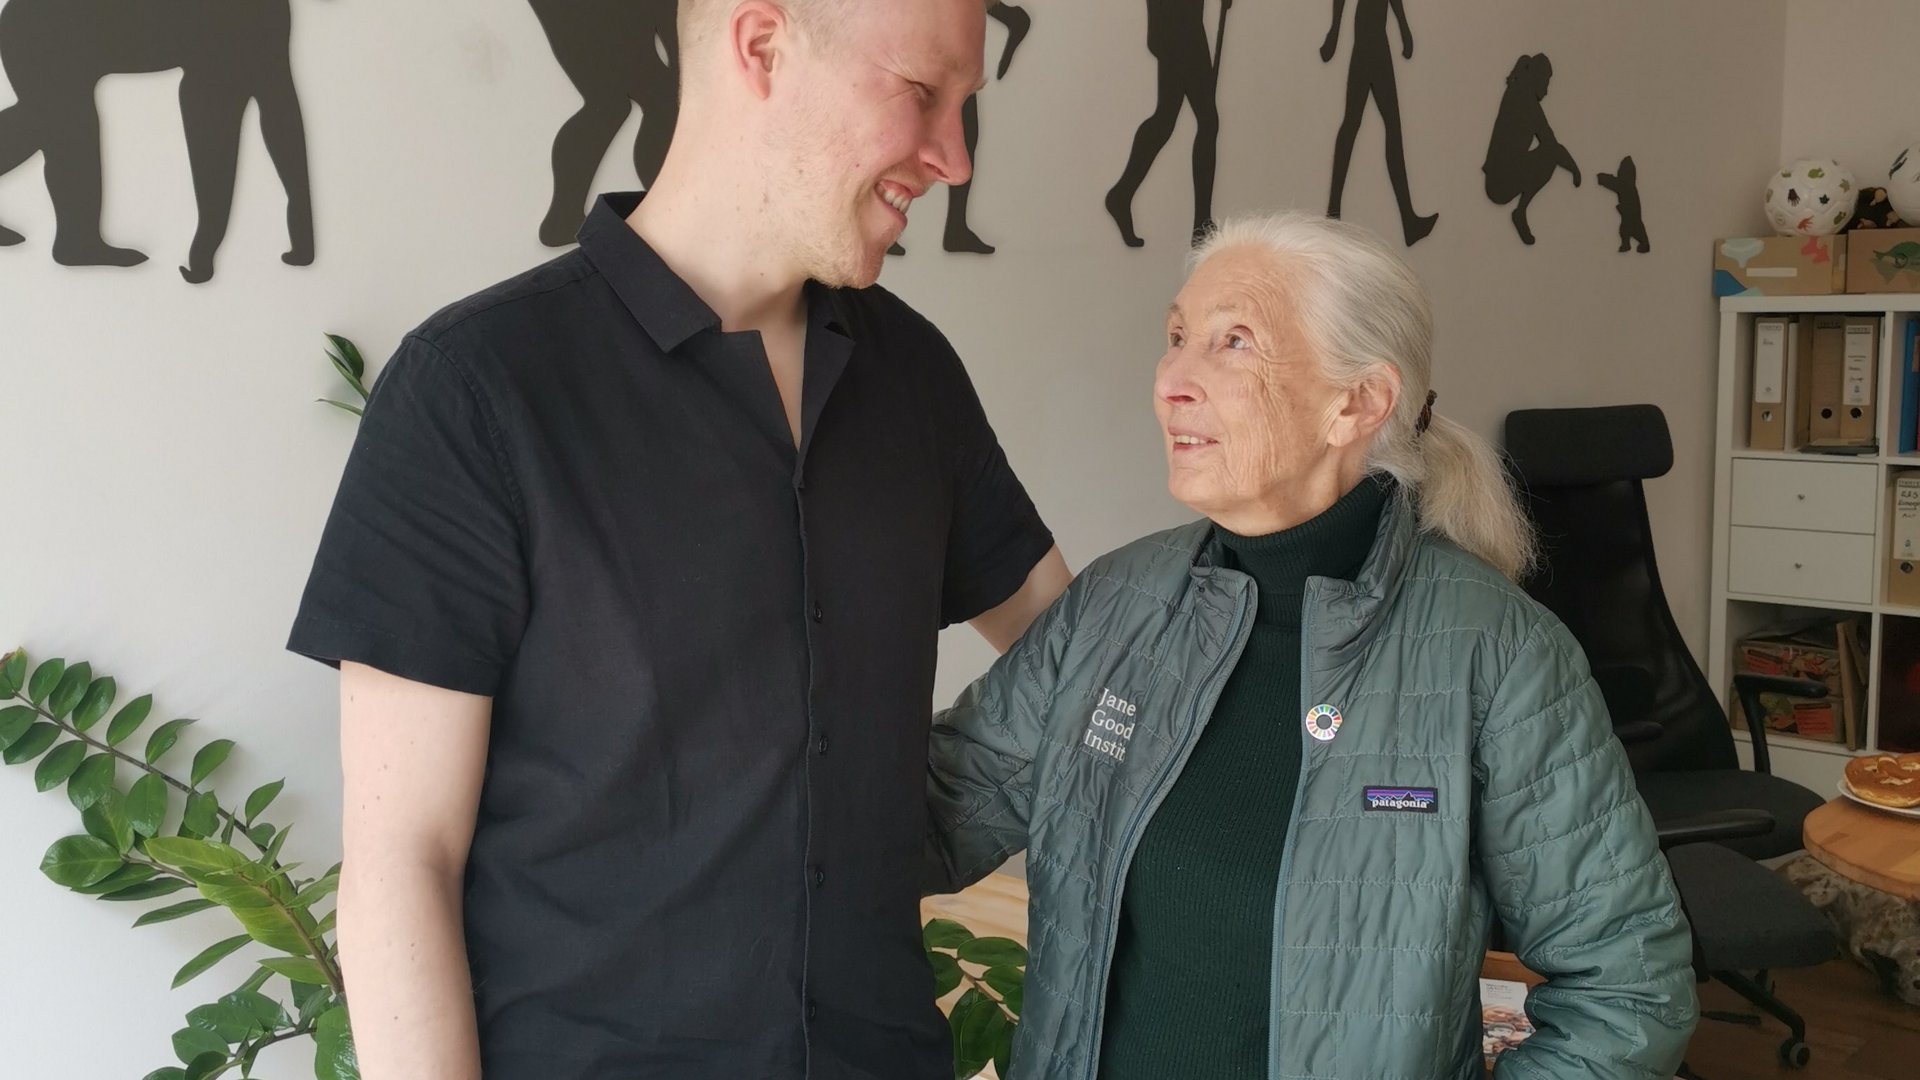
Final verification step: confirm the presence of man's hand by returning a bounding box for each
[338,663,491,1080]
[969,546,1071,654]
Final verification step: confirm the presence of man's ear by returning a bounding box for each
[1329,365,1401,450]
[728,1,786,100]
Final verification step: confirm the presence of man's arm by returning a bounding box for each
[968,544,1070,653]
[338,662,490,1080]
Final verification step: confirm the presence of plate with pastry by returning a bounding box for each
[1839,752,1920,817]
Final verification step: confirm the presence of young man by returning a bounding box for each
[287,2,1068,1078]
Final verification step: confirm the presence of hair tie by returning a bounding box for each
[1415,390,1437,436]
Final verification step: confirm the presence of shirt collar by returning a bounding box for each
[576,191,851,354]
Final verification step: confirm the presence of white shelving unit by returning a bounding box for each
[1709,293,1920,795]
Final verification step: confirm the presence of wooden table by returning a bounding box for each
[1804,797,1920,900]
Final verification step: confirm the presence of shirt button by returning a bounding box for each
[817,734,829,754]
[812,604,823,623]
[813,865,826,887]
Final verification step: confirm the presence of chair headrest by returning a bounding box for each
[1504,405,1674,487]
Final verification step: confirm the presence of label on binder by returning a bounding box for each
[1844,323,1876,407]
[1753,320,1786,404]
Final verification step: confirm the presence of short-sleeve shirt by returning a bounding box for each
[288,193,1053,1080]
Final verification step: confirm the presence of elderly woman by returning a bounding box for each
[925,212,1697,1080]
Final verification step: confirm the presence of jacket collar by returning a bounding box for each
[1181,483,1421,663]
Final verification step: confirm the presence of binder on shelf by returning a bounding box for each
[1802,316,1862,448]
[1890,474,1920,607]
[1789,317,1812,449]
[1839,318,1879,443]
[1749,318,1788,449]
[1902,319,1920,454]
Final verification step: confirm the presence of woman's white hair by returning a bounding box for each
[1191,211,1538,581]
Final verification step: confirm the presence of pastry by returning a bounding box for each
[1845,753,1920,809]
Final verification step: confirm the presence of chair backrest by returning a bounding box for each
[1503,405,1737,772]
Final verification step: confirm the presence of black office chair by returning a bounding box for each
[1502,404,1827,859]
[1503,404,1841,1071]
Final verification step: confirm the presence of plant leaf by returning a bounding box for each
[259,956,329,986]
[226,989,290,1033]
[47,661,92,720]
[235,965,274,997]
[129,773,170,837]
[33,739,87,790]
[147,717,197,765]
[75,861,154,896]
[923,917,976,951]
[984,966,1023,1016]
[183,1051,228,1080]
[247,823,275,849]
[292,869,340,908]
[41,836,122,888]
[314,1004,359,1080]
[242,780,284,823]
[173,934,252,989]
[104,877,194,902]
[315,909,337,936]
[0,703,36,747]
[956,937,1028,969]
[67,751,117,810]
[326,333,367,380]
[191,739,235,786]
[136,898,219,928]
[174,1025,228,1065]
[319,398,365,417]
[197,871,312,955]
[3,721,61,764]
[928,950,962,999]
[264,823,293,865]
[294,980,331,1025]
[948,988,998,1079]
[143,1069,188,1080]
[27,657,65,706]
[0,648,25,696]
[181,791,221,838]
[107,694,155,747]
[188,1000,256,1044]
[81,786,136,853]
[145,837,253,878]
[72,675,116,732]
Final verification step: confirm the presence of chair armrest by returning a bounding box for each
[1653,809,1775,851]
[1613,720,1663,745]
[1729,674,1828,776]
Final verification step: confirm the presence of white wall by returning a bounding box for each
[1780,0,1920,186]
[0,2,1786,1075]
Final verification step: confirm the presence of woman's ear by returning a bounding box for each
[1328,366,1402,450]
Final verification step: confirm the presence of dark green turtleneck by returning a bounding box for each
[1097,476,1391,1080]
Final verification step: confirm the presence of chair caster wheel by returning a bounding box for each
[1777,1039,1810,1068]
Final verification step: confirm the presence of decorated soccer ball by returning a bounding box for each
[1887,144,1920,226]
[1764,158,1856,236]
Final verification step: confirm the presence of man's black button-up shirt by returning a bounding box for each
[289,193,1053,1080]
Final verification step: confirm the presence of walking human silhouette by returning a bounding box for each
[1597,154,1648,253]
[1321,0,1437,246]
[1104,0,1230,249]
[1482,53,1580,246]
[0,0,315,283]
[888,2,1029,258]
[531,0,679,248]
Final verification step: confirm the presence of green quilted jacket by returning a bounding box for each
[925,493,1698,1080]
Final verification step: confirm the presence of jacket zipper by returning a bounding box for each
[1081,575,1255,1080]
[1267,579,1321,1080]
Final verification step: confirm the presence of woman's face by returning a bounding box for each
[1153,246,1372,534]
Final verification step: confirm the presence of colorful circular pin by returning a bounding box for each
[1305,704,1343,742]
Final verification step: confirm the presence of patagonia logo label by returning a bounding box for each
[1080,687,1139,763]
[1363,786,1439,814]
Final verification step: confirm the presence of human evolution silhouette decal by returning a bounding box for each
[0,0,314,283]
[0,2,1651,284]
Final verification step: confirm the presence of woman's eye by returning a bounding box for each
[913,82,935,105]
[1169,331,1185,348]
[1226,333,1250,350]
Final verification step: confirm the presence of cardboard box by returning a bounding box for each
[1845,226,1920,294]
[1714,235,1847,297]
[1732,616,1868,748]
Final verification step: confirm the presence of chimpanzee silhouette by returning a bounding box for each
[0,0,315,283]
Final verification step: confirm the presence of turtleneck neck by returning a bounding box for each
[1214,475,1392,626]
